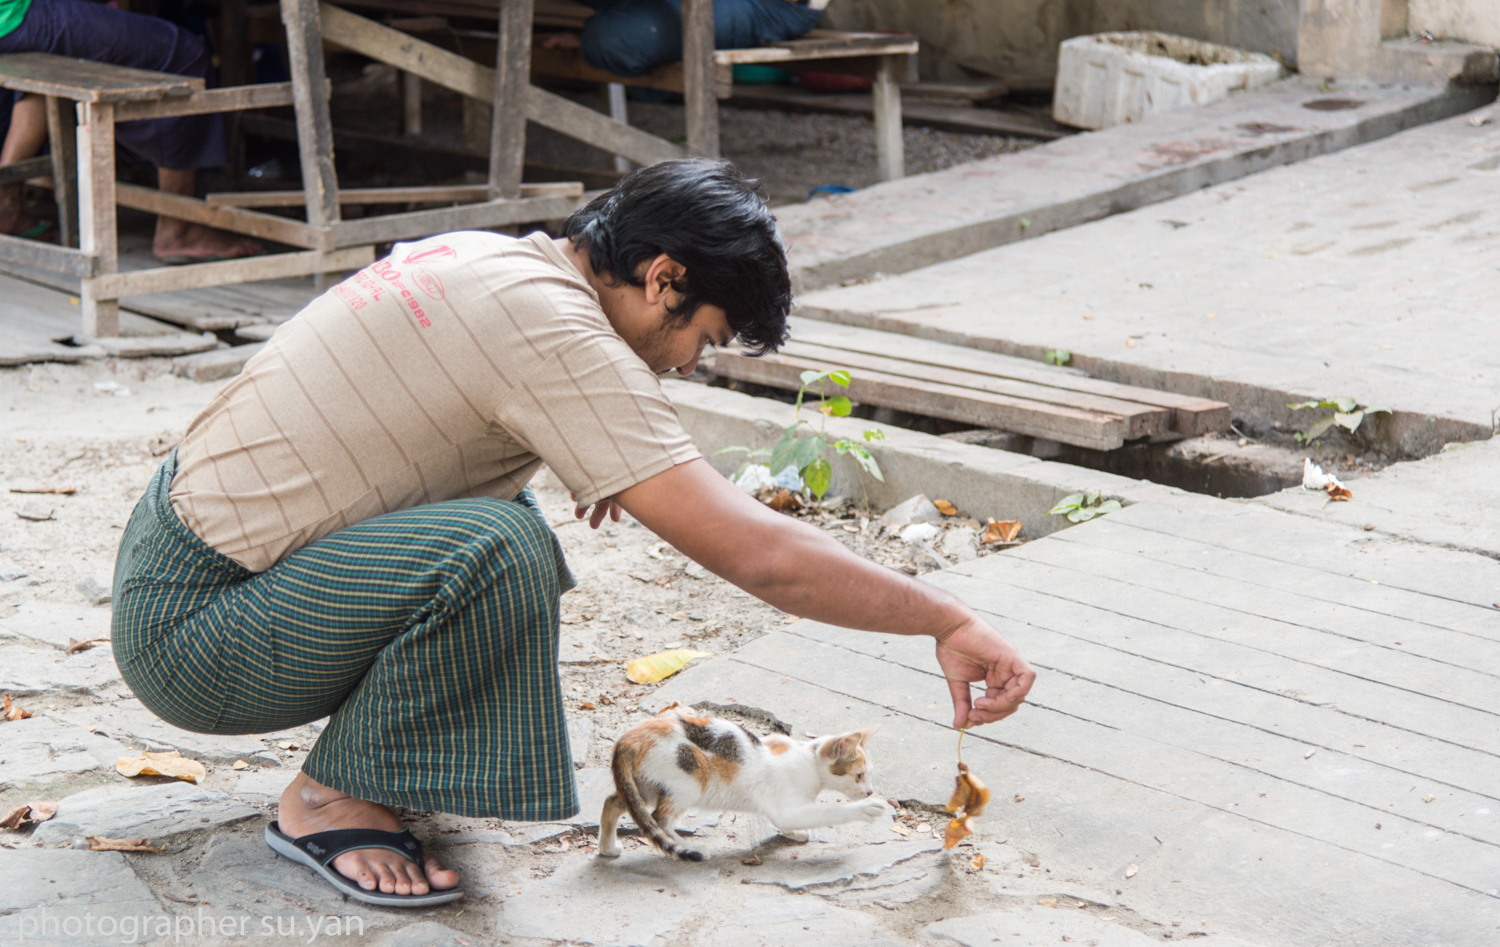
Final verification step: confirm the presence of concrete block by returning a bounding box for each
[171,343,263,383]
[1054,32,1283,129]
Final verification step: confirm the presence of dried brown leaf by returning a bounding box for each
[30,802,57,822]
[578,701,597,711]
[66,636,108,655]
[946,762,991,819]
[767,489,803,513]
[943,817,973,849]
[86,836,155,852]
[982,518,1022,544]
[3,694,33,721]
[115,750,206,784]
[1,805,31,829]
[1325,483,1353,501]
[970,853,986,870]
[933,499,959,516]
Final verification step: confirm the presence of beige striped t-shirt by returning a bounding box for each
[169,231,701,573]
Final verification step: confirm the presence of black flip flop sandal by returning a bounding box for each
[264,821,465,908]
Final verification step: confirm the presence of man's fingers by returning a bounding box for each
[947,678,974,731]
[589,503,609,529]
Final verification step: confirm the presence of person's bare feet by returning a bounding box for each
[152,218,262,264]
[277,772,460,897]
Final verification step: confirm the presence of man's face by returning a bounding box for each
[632,302,734,378]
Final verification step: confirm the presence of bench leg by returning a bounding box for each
[282,0,341,230]
[682,0,719,158]
[489,0,533,200]
[403,72,423,137]
[607,83,632,175]
[872,55,905,182]
[77,101,118,339]
[44,96,79,249]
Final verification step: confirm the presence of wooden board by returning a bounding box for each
[204,181,584,207]
[782,316,1229,436]
[0,52,201,103]
[716,36,917,67]
[714,349,1129,451]
[0,155,51,187]
[729,84,1071,141]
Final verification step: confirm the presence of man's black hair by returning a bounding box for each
[561,158,791,355]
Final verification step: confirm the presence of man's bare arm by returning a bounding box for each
[611,458,1035,727]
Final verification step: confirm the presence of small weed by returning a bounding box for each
[1287,396,1390,444]
[1049,490,1122,523]
[715,370,885,503]
[1044,349,1071,367]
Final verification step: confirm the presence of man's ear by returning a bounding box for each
[641,253,686,304]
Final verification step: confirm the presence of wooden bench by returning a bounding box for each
[712,317,1231,452]
[0,50,376,338]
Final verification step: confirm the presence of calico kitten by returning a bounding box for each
[598,706,888,861]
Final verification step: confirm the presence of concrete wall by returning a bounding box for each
[1409,0,1500,47]
[820,0,1300,87]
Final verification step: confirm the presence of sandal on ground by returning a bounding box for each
[264,820,465,908]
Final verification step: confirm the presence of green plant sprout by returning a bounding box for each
[1287,396,1390,444]
[1049,490,1122,523]
[1044,349,1071,366]
[768,369,885,500]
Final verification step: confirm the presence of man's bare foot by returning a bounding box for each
[277,772,460,897]
[152,218,262,264]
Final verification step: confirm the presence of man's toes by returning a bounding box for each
[425,857,460,890]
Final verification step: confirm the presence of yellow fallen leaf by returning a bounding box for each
[231,760,249,770]
[116,750,206,784]
[86,835,156,852]
[970,853,986,870]
[933,499,959,516]
[3,693,33,721]
[625,649,712,684]
[891,823,912,837]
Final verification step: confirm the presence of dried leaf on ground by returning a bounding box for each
[624,650,712,685]
[231,760,249,770]
[116,750,206,784]
[86,836,155,852]
[982,518,1022,544]
[578,701,596,711]
[3,694,33,721]
[933,499,959,516]
[767,489,803,513]
[66,636,109,654]
[970,853,986,870]
[1325,482,1353,501]
[8,485,76,495]
[2,802,58,829]
[1125,863,1139,878]
[891,823,912,837]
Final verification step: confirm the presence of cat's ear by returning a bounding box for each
[821,726,877,761]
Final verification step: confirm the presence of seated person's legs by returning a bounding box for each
[579,0,823,77]
[0,0,258,260]
[0,93,49,237]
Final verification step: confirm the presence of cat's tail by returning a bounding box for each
[612,741,707,862]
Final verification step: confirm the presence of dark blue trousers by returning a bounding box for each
[0,0,226,170]
[579,0,822,77]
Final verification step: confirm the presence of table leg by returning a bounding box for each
[403,72,423,137]
[682,0,719,159]
[77,101,118,338]
[607,83,632,175]
[44,95,79,249]
[872,55,905,181]
[282,0,340,230]
[490,0,534,200]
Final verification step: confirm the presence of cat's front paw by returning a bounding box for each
[779,829,810,843]
[597,839,623,858]
[855,797,893,822]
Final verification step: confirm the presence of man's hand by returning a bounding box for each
[572,494,623,529]
[934,620,1036,729]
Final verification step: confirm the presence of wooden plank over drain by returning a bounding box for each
[784,316,1230,437]
[714,350,1128,451]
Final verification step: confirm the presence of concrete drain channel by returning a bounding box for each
[666,374,1444,543]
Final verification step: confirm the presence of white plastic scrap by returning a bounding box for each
[1301,458,1346,492]
[732,464,804,494]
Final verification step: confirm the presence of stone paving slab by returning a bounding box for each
[1257,437,1500,561]
[0,850,166,945]
[0,600,111,650]
[777,77,1494,291]
[51,700,278,766]
[0,713,135,793]
[795,101,1500,454]
[32,782,260,847]
[0,642,122,698]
